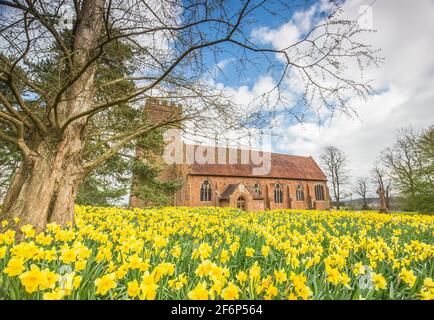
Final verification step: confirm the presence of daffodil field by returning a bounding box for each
[0,206,433,300]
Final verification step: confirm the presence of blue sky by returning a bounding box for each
[204,0,325,88]
[195,0,434,197]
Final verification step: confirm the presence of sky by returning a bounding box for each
[204,0,434,195]
[1,0,432,200]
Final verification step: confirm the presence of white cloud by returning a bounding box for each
[251,0,333,50]
[252,24,301,50]
[275,86,409,165]
[224,76,277,106]
[269,0,434,195]
[185,0,434,199]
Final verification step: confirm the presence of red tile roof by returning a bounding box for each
[185,145,327,181]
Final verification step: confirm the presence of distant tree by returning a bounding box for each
[381,126,433,212]
[382,128,419,199]
[416,126,434,212]
[354,177,369,210]
[371,164,392,210]
[320,146,349,210]
[417,125,434,186]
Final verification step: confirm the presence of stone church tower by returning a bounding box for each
[128,98,182,207]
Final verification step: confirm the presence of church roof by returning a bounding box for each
[219,184,240,200]
[219,183,265,200]
[185,145,327,181]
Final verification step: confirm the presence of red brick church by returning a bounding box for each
[129,99,331,211]
[177,148,331,211]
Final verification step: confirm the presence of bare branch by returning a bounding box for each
[83,114,191,172]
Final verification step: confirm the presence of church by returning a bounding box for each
[129,98,331,211]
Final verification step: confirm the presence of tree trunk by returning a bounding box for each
[335,186,340,210]
[1,0,105,234]
[362,198,368,210]
[385,187,390,210]
[2,129,85,233]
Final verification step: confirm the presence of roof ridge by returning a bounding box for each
[183,143,311,159]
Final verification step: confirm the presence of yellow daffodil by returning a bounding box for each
[0,205,433,300]
[399,268,417,288]
[188,281,209,300]
[94,273,117,295]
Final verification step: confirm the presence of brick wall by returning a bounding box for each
[144,97,182,124]
[176,175,331,210]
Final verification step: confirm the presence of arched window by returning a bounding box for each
[315,184,325,201]
[296,185,304,201]
[237,196,246,210]
[200,180,212,201]
[274,184,283,203]
[252,183,261,196]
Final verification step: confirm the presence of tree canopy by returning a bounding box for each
[382,126,434,212]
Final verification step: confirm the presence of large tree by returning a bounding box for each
[1,32,179,208]
[320,146,349,210]
[0,0,379,232]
